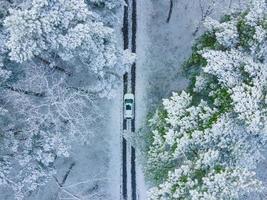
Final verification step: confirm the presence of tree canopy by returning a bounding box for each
[144,1,267,199]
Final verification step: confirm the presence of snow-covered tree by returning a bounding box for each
[0,62,100,199]
[148,162,262,200]
[5,0,99,62]
[89,0,122,10]
[4,0,126,98]
[202,49,266,132]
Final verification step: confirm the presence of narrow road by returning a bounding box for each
[121,0,137,200]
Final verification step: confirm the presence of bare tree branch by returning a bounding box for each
[35,55,72,76]
[193,0,215,36]
[54,176,82,200]
[3,84,46,97]
[61,162,76,186]
[228,0,233,8]
[66,86,102,98]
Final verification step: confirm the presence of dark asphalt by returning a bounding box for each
[131,147,137,200]
[122,138,128,199]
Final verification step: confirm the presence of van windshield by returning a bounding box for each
[125,99,133,104]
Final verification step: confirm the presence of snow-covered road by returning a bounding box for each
[120,0,138,200]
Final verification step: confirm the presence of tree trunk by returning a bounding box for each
[35,56,71,76]
[166,0,173,23]
[3,84,45,97]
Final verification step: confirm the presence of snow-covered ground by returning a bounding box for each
[21,96,121,200]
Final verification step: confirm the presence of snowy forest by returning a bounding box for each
[0,0,126,199]
[142,0,267,200]
[0,0,266,200]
